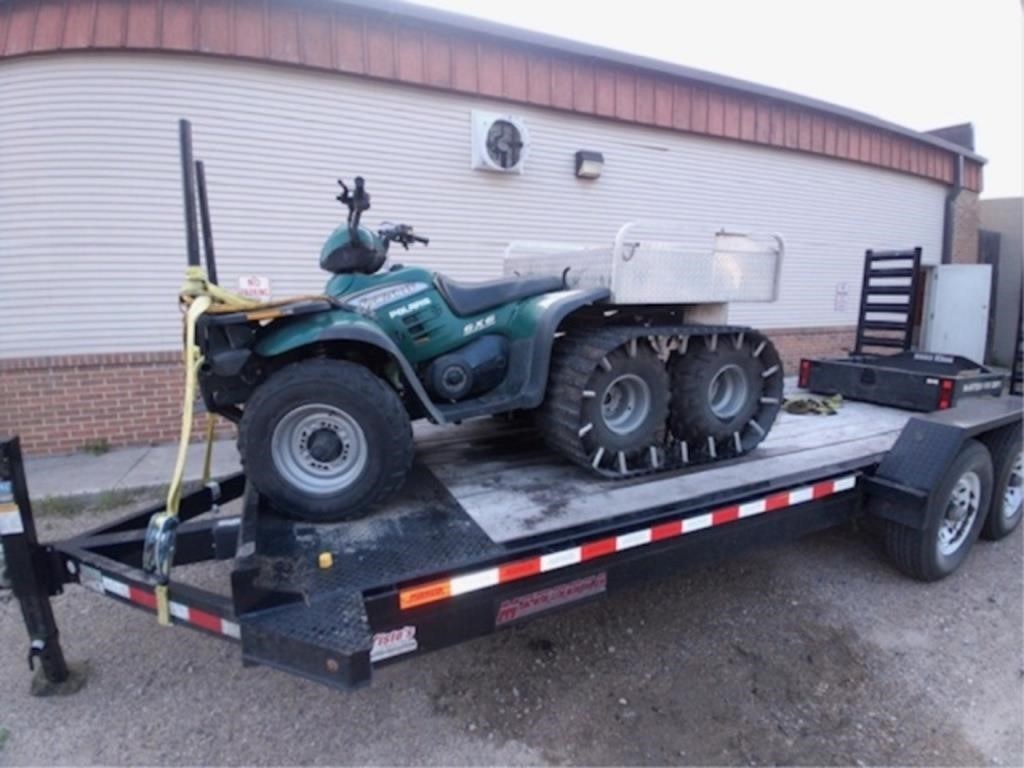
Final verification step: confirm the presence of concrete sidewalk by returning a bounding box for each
[23,439,242,500]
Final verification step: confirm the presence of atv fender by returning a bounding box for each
[433,287,611,423]
[518,287,611,409]
[254,310,444,422]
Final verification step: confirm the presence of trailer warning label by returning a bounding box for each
[371,626,418,663]
[496,573,607,626]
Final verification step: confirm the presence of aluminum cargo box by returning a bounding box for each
[504,220,784,305]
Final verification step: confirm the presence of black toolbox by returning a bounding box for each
[799,351,1007,412]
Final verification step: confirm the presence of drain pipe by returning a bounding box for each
[941,154,965,264]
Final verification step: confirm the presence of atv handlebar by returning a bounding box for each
[379,223,429,250]
[337,176,371,241]
[336,177,428,249]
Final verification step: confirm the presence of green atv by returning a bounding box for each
[186,133,784,522]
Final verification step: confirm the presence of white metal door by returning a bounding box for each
[921,264,993,361]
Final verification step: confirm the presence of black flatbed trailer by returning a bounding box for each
[1,393,1021,693]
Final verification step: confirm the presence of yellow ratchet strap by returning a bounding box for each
[154,267,334,624]
[155,291,211,624]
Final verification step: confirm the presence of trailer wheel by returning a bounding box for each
[981,427,1023,541]
[884,439,993,581]
[239,359,414,522]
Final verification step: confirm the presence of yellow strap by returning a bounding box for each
[179,265,329,314]
[156,268,330,625]
[164,294,212,518]
[155,291,211,626]
[201,413,216,486]
[155,584,171,625]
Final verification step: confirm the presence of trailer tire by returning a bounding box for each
[980,427,1023,541]
[239,359,414,522]
[884,439,993,581]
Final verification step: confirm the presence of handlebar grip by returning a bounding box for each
[414,235,430,245]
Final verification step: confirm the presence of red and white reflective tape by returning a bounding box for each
[399,474,858,610]
[80,567,240,639]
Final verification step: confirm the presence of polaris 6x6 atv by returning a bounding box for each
[188,149,784,523]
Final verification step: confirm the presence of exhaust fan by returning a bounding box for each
[472,111,529,174]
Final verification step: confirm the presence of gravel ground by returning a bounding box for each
[1,504,1021,766]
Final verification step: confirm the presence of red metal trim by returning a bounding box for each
[0,0,981,190]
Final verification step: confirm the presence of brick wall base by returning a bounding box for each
[767,326,857,373]
[0,352,234,456]
[1,326,857,456]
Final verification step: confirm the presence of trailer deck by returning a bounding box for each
[421,398,912,542]
[2,392,1020,693]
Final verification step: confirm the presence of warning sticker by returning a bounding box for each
[371,625,418,663]
[237,275,272,302]
[496,573,607,626]
[0,501,23,536]
[79,565,105,594]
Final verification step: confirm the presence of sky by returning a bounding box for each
[412,0,1022,199]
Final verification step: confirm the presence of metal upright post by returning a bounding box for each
[179,119,201,269]
[195,160,219,285]
[0,436,69,685]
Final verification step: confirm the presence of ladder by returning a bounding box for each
[854,248,922,355]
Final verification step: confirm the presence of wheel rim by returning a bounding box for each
[601,374,652,436]
[1003,450,1023,521]
[937,470,981,557]
[707,363,750,420]
[270,404,368,497]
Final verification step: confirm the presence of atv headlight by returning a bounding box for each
[346,282,430,314]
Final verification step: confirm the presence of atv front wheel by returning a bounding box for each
[239,359,414,522]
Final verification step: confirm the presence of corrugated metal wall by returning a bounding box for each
[0,52,947,357]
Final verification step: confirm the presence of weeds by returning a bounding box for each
[32,486,169,517]
[95,488,141,511]
[79,439,110,456]
[32,496,79,516]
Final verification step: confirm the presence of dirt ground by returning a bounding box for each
[1,504,1021,767]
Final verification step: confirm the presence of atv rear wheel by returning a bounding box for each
[239,359,413,522]
[579,345,670,463]
[669,333,783,459]
[538,325,780,477]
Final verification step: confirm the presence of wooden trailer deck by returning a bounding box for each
[409,392,914,543]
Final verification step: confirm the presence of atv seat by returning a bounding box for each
[436,274,564,317]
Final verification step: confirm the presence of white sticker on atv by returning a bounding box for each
[463,314,496,335]
[237,275,272,302]
[388,297,432,319]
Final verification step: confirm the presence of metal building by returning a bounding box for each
[0,0,985,454]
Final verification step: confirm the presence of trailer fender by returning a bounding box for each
[864,419,971,529]
[254,312,444,423]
